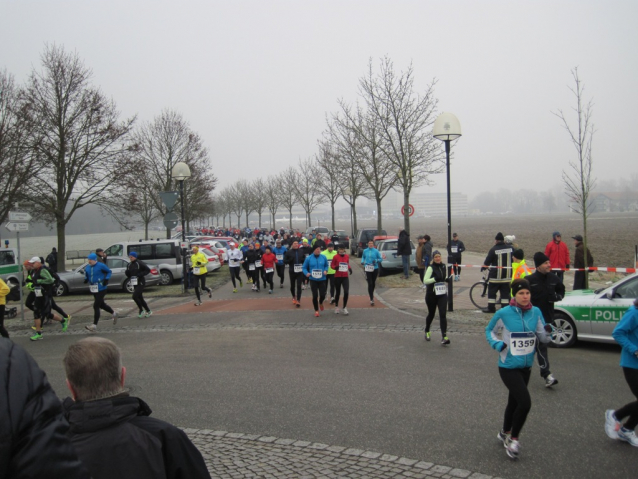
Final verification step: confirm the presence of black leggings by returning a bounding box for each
[289,270,303,301]
[92,290,114,325]
[132,284,150,313]
[425,292,447,336]
[50,298,67,319]
[229,267,241,288]
[310,280,327,311]
[194,274,211,301]
[265,271,274,290]
[418,268,425,283]
[334,277,349,308]
[0,305,8,338]
[250,268,260,289]
[615,367,638,430]
[365,270,379,301]
[499,367,532,438]
[276,264,285,285]
[327,274,335,298]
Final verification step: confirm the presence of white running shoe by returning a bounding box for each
[335,308,340,314]
[112,313,118,325]
[85,324,97,332]
[504,437,520,459]
[605,410,620,439]
[342,308,349,315]
[545,374,558,388]
[618,427,638,446]
[497,430,509,444]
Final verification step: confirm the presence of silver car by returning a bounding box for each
[55,256,161,296]
[376,239,417,276]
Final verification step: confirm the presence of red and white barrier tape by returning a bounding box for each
[445,264,636,273]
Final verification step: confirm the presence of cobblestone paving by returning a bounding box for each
[185,429,502,479]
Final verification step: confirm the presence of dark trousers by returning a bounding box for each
[229,267,241,288]
[327,274,335,298]
[276,264,285,285]
[0,305,7,338]
[334,277,349,308]
[132,284,150,313]
[50,298,67,318]
[92,290,114,325]
[616,367,638,430]
[488,281,511,310]
[289,270,303,300]
[499,367,532,438]
[425,292,448,336]
[25,291,36,317]
[573,271,588,290]
[556,270,564,282]
[418,268,425,283]
[251,268,260,289]
[194,274,211,301]
[265,271,274,290]
[365,269,379,301]
[310,280,327,311]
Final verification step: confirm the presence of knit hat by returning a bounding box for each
[327,242,334,248]
[511,278,530,296]
[87,253,98,261]
[432,250,441,257]
[495,232,504,241]
[534,252,550,268]
[302,238,308,243]
[128,251,138,258]
[553,231,561,238]
[513,249,524,260]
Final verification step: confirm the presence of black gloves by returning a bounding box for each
[103,279,109,286]
[480,267,487,272]
[84,279,89,284]
[500,343,508,352]
[544,324,553,333]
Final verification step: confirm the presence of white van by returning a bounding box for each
[0,248,20,287]
[104,240,183,285]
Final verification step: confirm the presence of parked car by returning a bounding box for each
[55,256,161,296]
[352,228,388,257]
[0,247,20,288]
[328,230,349,248]
[191,241,225,265]
[198,248,222,272]
[305,226,330,236]
[373,235,398,247]
[550,273,638,348]
[375,239,417,276]
[103,240,183,286]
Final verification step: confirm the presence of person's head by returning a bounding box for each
[64,337,126,402]
[292,240,299,249]
[23,259,33,271]
[453,233,458,240]
[276,240,282,247]
[511,279,531,307]
[495,232,505,243]
[368,240,375,249]
[432,250,442,263]
[248,243,254,250]
[313,245,321,256]
[229,242,236,250]
[96,248,105,258]
[338,245,346,255]
[504,235,515,245]
[128,251,138,262]
[552,231,561,243]
[327,242,334,251]
[243,239,248,245]
[192,246,199,254]
[265,246,271,253]
[513,249,524,262]
[316,234,322,239]
[572,234,583,245]
[534,252,551,274]
[52,247,57,253]
[28,256,42,269]
[424,235,431,242]
[87,253,98,265]
[417,235,424,244]
[302,238,309,246]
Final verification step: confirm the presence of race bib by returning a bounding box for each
[434,282,447,296]
[34,287,43,297]
[294,264,302,273]
[130,277,138,286]
[90,284,99,293]
[230,259,239,266]
[364,264,374,272]
[509,332,536,356]
[194,267,202,275]
[312,269,323,279]
[265,267,274,273]
[255,260,262,268]
[249,264,255,271]
[276,254,284,261]
[339,262,348,272]
[451,246,458,253]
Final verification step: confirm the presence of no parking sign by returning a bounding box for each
[401,204,415,217]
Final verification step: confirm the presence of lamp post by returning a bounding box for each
[343,188,354,252]
[172,162,192,293]
[433,112,462,312]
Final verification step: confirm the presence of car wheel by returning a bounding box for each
[55,282,68,297]
[159,269,174,286]
[124,279,134,293]
[550,312,577,348]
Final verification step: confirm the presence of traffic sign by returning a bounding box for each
[163,212,179,229]
[6,222,29,232]
[9,211,32,222]
[401,204,415,217]
[159,191,180,212]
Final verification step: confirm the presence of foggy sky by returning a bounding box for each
[2,0,636,200]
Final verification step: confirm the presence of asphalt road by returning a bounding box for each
[14,266,636,479]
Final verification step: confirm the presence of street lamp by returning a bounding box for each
[433,112,462,311]
[172,162,192,293]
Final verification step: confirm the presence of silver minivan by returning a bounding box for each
[104,240,183,285]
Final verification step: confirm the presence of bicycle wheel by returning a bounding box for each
[469,281,489,310]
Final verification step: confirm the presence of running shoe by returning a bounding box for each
[497,430,510,444]
[292,298,297,305]
[208,289,212,298]
[605,410,620,439]
[441,336,451,345]
[30,332,43,341]
[138,311,145,318]
[330,297,335,304]
[319,303,324,311]
[269,289,273,294]
[248,278,253,284]
[314,311,320,317]
[280,284,284,288]
[370,300,375,306]
[61,317,71,332]
[233,288,238,293]
[342,308,348,315]
[145,311,153,318]
[618,427,638,446]
[302,284,306,290]
[425,332,431,342]
[112,313,118,325]
[195,301,202,306]
[85,324,97,332]
[545,374,558,388]
[239,279,243,287]
[256,288,260,292]
[504,437,520,459]
[296,301,301,308]
[335,308,340,314]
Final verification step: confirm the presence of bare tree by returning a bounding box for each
[235,179,255,228]
[228,184,244,229]
[252,178,268,228]
[359,57,444,233]
[264,176,281,229]
[554,67,596,287]
[316,139,342,231]
[295,158,325,227]
[279,168,297,230]
[21,45,135,271]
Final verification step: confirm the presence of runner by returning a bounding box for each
[190,246,212,305]
[125,251,152,318]
[284,241,305,307]
[300,238,313,290]
[330,244,352,315]
[322,243,337,304]
[225,242,244,293]
[254,244,264,292]
[29,257,69,340]
[84,253,116,332]
[605,298,638,446]
[0,278,9,338]
[303,245,329,317]
[485,278,553,460]
[240,239,252,283]
[361,240,382,306]
[261,246,277,294]
[244,243,261,292]
[273,239,287,288]
[423,251,451,345]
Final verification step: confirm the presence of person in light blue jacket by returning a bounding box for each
[302,245,329,317]
[361,240,383,306]
[485,279,552,460]
[272,240,288,289]
[605,299,638,447]
[84,253,115,332]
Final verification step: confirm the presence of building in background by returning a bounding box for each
[381,191,468,218]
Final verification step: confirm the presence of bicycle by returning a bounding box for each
[469,269,501,310]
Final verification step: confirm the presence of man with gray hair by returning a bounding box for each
[63,337,211,479]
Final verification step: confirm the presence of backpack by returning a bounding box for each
[6,283,21,302]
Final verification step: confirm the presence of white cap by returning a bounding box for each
[28,256,40,263]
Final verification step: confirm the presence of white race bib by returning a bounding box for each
[34,287,43,297]
[364,264,374,272]
[451,246,458,253]
[230,259,239,266]
[312,269,323,279]
[509,332,536,356]
[130,277,138,286]
[194,267,202,275]
[294,264,302,273]
[249,264,255,271]
[434,282,447,296]
[265,267,274,273]
[339,263,348,272]
[255,260,262,268]
[90,284,99,293]
[276,254,284,261]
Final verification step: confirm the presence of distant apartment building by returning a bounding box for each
[381,190,468,217]
[588,192,638,212]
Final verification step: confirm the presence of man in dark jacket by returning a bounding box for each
[447,233,466,281]
[397,229,412,279]
[1,338,90,478]
[527,252,566,388]
[482,232,514,313]
[572,234,594,290]
[46,247,58,272]
[63,337,211,479]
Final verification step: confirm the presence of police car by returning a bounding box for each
[551,273,638,348]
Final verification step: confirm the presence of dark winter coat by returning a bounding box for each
[397,230,411,256]
[125,259,151,285]
[526,270,566,323]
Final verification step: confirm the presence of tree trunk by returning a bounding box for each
[258,213,262,228]
[376,198,383,235]
[57,220,67,272]
[144,223,149,240]
[331,202,335,231]
[352,199,358,238]
[403,190,410,234]
[245,212,249,228]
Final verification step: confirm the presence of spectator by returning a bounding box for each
[397,229,412,280]
[95,248,107,264]
[46,247,58,273]
[572,234,594,290]
[63,337,212,479]
[415,236,427,286]
[544,232,570,281]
